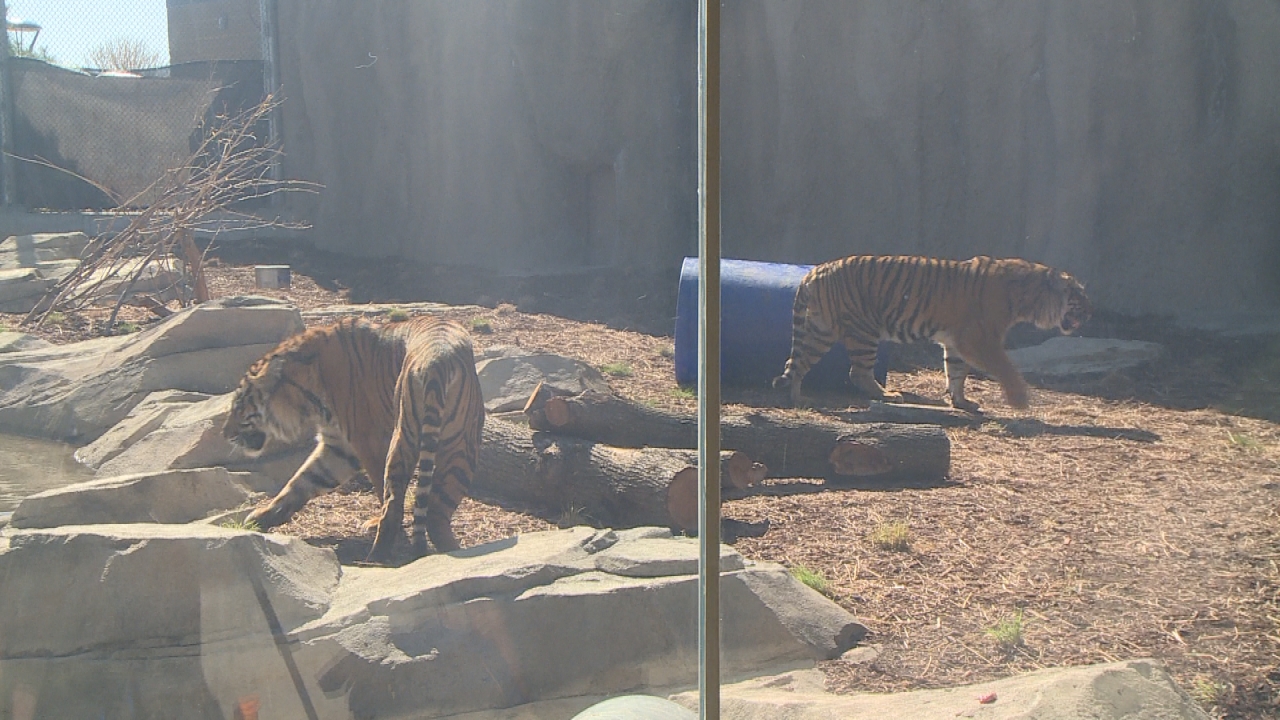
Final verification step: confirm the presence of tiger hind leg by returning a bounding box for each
[845,336,900,403]
[368,421,424,563]
[942,346,980,412]
[773,315,839,406]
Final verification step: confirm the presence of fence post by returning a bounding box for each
[0,0,17,206]
[259,0,281,194]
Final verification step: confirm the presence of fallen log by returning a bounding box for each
[839,401,981,427]
[523,388,950,484]
[471,417,766,535]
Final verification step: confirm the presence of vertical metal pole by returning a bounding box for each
[0,0,17,205]
[697,1,721,718]
[258,0,282,187]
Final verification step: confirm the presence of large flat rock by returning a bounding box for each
[0,296,303,441]
[8,467,258,528]
[1010,336,1164,377]
[669,662,1209,720]
[0,525,867,719]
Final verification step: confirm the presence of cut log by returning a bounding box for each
[839,401,981,427]
[471,417,765,534]
[523,388,950,484]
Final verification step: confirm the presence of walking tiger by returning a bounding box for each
[223,316,485,563]
[772,255,1091,411]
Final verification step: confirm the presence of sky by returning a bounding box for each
[5,0,170,68]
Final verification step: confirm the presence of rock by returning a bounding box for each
[477,351,614,412]
[0,331,50,353]
[8,467,258,528]
[77,389,306,492]
[0,523,343,719]
[669,661,1210,720]
[0,232,90,268]
[0,233,91,312]
[297,527,864,718]
[0,267,56,312]
[1009,336,1164,377]
[0,296,304,441]
[0,524,867,719]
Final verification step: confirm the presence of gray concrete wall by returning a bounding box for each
[275,0,696,275]
[276,0,1280,322]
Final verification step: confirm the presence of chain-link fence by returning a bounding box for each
[1,0,273,210]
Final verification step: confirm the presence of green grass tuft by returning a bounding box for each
[219,517,262,532]
[470,317,494,334]
[790,565,832,596]
[986,609,1025,650]
[601,362,634,378]
[669,386,696,400]
[1189,676,1226,708]
[386,307,410,322]
[867,520,911,552]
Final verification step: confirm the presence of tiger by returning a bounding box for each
[772,255,1091,412]
[222,316,485,563]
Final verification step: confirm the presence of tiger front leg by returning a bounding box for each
[945,342,1029,411]
[246,434,364,530]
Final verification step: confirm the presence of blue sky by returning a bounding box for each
[6,0,169,68]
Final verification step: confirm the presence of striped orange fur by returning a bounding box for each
[223,316,484,562]
[772,255,1091,411]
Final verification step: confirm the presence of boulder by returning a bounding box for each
[0,232,91,268]
[76,389,306,492]
[0,525,867,719]
[669,661,1210,720]
[1010,336,1164,378]
[0,266,57,312]
[0,296,304,442]
[477,347,614,412]
[294,526,865,719]
[8,467,258,528]
[0,523,343,719]
[0,331,51,353]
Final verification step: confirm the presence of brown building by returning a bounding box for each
[166,0,260,65]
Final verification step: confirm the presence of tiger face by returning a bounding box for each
[223,353,323,456]
[1059,279,1092,334]
[1026,269,1091,336]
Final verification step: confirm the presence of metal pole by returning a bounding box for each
[696,0,721,718]
[258,0,282,188]
[0,0,17,205]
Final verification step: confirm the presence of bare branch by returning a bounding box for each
[19,94,322,330]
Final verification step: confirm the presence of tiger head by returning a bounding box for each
[1030,269,1091,335]
[223,349,326,456]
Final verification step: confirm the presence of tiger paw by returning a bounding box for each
[948,395,982,413]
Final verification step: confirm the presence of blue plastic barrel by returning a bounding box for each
[674,257,887,389]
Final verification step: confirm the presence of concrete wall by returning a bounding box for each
[167,0,261,64]
[276,0,696,276]
[276,0,1280,322]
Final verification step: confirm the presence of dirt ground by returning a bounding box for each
[5,251,1278,719]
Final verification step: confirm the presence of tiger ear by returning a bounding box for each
[265,354,288,380]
